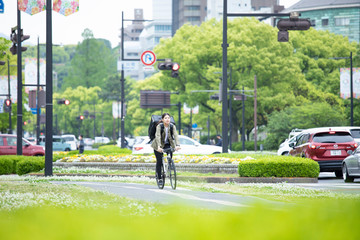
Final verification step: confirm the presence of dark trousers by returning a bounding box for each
[154,143,171,179]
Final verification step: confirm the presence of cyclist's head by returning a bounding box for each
[162,113,171,125]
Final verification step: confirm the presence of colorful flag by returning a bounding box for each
[18,0,46,15]
[53,0,79,16]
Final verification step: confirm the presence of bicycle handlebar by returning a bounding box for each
[162,147,175,153]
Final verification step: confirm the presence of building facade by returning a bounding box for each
[283,0,360,42]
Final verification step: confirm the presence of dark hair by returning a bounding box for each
[162,113,171,119]
[79,135,83,138]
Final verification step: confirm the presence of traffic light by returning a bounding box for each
[23,121,27,126]
[276,17,311,42]
[76,115,84,121]
[10,27,30,55]
[158,61,180,78]
[4,98,11,113]
[57,99,70,105]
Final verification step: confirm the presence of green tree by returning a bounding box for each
[61,29,117,90]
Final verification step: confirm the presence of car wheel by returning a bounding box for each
[342,164,354,183]
[212,152,221,154]
[334,170,343,178]
[65,148,70,152]
[282,151,289,156]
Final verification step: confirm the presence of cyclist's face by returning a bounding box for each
[163,115,171,125]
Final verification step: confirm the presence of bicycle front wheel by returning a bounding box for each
[169,159,177,190]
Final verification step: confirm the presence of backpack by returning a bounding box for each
[148,115,176,142]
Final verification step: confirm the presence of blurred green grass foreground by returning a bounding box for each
[0,180,360,239]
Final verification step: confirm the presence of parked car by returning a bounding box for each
[61,134,78,151]
[39,136,72,151]
[289,128,358,177]
[132,135,224,155]
[342,146,360,182]
[94,137,110,144]
[0,134,45,156]
[277,131,304,156]
[83,138,94,146]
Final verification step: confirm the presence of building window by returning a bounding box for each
[335,17,350,26]
[186,16,200,22]
[127,52,138,57]
[155,25,171,31]
[311,19,316,26]
[321,19,328,26]
[155,37,161,44]
[186,6,200,10]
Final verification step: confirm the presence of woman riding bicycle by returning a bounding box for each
[151,113,181,185]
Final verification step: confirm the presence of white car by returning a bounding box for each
[277,134,302,156]
[61,134,78,151]
[94,137,110,144]
[132,135,224,155]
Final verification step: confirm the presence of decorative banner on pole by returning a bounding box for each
[0,76,17,103]
[53,0,79,16]
[340,68,360,99]
[24,58,46,92]
[18,0,46,15]
[183,103,199,114]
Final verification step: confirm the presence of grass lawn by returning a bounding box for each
[1,176,360,240]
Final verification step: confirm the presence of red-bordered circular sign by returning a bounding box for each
[140,51,156,66]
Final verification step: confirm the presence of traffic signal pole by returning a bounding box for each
[45,0,53,176]
[222,0,293,153]
[16,5,22,155]
[7,59,12,134]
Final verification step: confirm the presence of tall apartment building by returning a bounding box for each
[172,0,208,35]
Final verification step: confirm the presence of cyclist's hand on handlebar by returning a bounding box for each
[175,146,181,151]
[157,147,163,153]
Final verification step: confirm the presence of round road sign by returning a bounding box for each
[140,51,156,66]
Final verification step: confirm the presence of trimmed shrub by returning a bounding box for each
[0,158,14,175]
[238,156,319,178]
[16,158,45,175]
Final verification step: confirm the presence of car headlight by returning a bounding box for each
[41,146,45,151]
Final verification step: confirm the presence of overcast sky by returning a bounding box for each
[0,0,300,48]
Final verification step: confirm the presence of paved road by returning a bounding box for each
[294,172,360,194]
[53,181,286,211]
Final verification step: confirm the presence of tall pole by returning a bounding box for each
[120,11,125,148]
[350,52,353,126]
[45,0,53,176]
[7,59,12,134]
[93,103,96,138]
[16,3,23,155]
[254,75,258,151]
[36,37,40,144]
[121,69,125,148]
[242,86,245,151]
[178,102,181,135]
[222,0,229,153]
[229,67,232,150]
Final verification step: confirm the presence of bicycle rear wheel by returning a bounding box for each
[156,164,165,189]
[168,159,177,190]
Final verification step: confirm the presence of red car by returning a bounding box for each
[289,128,358,177]
[0,134,45,156]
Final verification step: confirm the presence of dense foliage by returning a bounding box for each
[1,20,359,149]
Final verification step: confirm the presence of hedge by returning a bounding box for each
[0,156,45,175]
[238,156,320,178]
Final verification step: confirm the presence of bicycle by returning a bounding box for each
[156,147,177,190]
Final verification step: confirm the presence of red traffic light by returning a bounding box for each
[23,121,27,125]
[80,115,84,120]
[172,63,180,71]
[64,99,70,105]
[5,99,11,106]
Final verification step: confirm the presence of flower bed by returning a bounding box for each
[57,154,255,165]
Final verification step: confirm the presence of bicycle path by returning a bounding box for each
[53,181,286,211]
